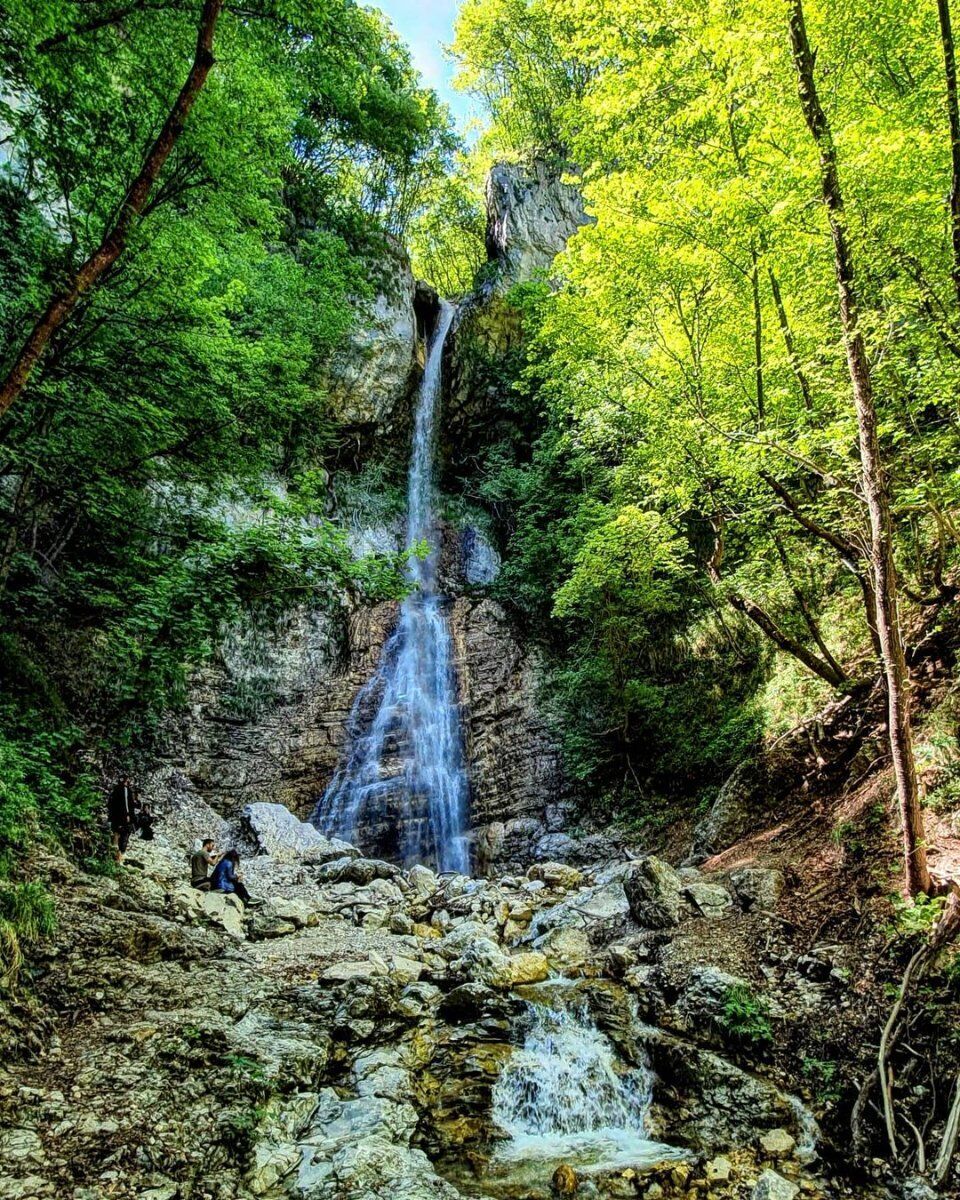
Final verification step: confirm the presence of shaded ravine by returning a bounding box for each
[313,300,470,873]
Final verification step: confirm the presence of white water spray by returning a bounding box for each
[491,997,685,1173]
[313,302,469,874]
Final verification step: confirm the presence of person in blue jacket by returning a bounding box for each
[210,849,259,906]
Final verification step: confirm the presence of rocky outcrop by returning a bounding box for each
[146,601,395,823]
[484,160,589,292]
[318,241,419,441]
[0,799,861,1200]
[445,158,589,462]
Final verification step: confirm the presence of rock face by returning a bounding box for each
[449,597,563,872]
[484,159,589,291]
[146,601,395,822]
[318,241,419,440]
[446,158,589,460]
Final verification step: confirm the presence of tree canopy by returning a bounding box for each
[448,0,960,858]
[0,0,453,886]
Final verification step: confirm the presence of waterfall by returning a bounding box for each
[313,301,470,874]
[490,995,686,1176]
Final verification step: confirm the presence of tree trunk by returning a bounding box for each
[726,589,847,686]
[765,255,814,411]
[707,515,846,686]
[938,0,960,306]
[773,532,847,682]
[761,471,884,659]
[788,0,931,895]
[0,0,224,419]
[751,244,765,425]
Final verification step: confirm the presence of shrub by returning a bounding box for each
[717,984,774,1047]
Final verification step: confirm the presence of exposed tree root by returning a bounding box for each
[863,894,960,1186]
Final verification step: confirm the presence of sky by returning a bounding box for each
[373,0,480,135]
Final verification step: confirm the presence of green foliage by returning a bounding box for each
[453,0,592,157]
[0,881,56,988]
[408,155,488,295]
[449,0,960,826]
[889,893,948,939]
[0,0,455,894]
[717,984,774,1047]
[802,1056,842,1107]
[225,1055,267,1083]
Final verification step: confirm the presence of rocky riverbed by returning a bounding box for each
[0,791,875,1200]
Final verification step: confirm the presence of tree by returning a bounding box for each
[787,0,932,896]
[0,0,224,418]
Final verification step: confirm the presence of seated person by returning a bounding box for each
[190,838,219,890]
[210,848,259,906]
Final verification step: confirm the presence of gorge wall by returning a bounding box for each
[143,161,588,873]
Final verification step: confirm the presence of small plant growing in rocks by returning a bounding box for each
[717,984,773,1047]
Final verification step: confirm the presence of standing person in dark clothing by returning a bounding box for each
[210,849,260,906]
[107,773,139,862]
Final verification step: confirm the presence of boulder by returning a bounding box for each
[321,959,388,983]
[528,878,632,947]
[324,1136,461,1200]
[527,861,583,890]
[674,966,753,1030]
[705,1156,733,1183]
[624,857,683,929]
[437,921,494,960]
[200,890,245,940]
[502,951,550,986]
[683,880,733,919]
[759,1128,797,1159]
[242,803,358,864]
[389,956,424,986]
[248,912,298,939]
[732,868,785,912]
[533,925,592,973]
[315,857,402,885]
[752,1170,800,1200]
[408,863,438,900]
[247,1141,301,1195]
[449,936,512,988]
[261,896,313,927]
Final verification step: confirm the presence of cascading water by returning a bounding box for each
[313,301,470,874]
[487,992,687,1185]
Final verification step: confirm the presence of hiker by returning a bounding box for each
[210,849,259,906]
[107,773,139,862]
[190,838,220,891]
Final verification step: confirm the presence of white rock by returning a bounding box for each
[408,864,438,900]
[248,1142,302,1195]
[683,879,734,919]
[201,890,246,939]
[706,1156,733,1182]
[759,1128,797,1158]
[242,802,358,864]
[752,1169,800,1200]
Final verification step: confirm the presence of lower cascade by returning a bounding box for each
[313,300,470,873]
[484,989,686,1190]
